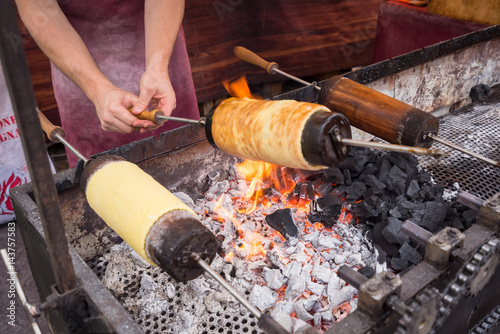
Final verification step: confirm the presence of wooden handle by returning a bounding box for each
[233,46,278,74]
[37,107,65,142]
[130,108,165,124]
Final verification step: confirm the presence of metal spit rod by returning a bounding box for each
[425,133,500,167]
[336,136,445,158]
[37,109,89,163]
[192,253,262,318]
[234,46,500,168]
[136,107,446,159]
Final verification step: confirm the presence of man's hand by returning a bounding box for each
[131,70,177,133]
[93,85,159,134]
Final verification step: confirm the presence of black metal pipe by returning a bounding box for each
[0,1,77,293]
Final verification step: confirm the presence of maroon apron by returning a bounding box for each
[52,0,199,167]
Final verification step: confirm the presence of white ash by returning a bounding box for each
[285,270,309,302]
[173,192,196,210]
[311,261,332,284]
[98,163,380,333]
[249,285,278,311]
[273,312,294,332]
[263,267,286,290]
[442,182,460,201]
[294,300,314,321]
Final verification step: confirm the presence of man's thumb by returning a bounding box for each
[132,90,154,114]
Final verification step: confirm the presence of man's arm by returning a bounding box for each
[132,0,186,120]
[15,0,155,133]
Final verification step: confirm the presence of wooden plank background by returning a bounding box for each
[16,0,383,124]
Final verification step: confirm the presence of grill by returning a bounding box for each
[87,250,262,334]
[418,96,500,200]
[6,20,500,334]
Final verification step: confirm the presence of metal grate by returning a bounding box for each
[419,102,500,200]
[87,253,262,334]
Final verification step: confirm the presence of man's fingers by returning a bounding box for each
[132,85,155,114]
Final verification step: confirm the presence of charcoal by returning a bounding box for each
[286,182,315,205]
[418,201,448,233]
[338,156,366,175]
[385,165,408,195]
[405,179,420,199]
[349,195,382,220]
[294,300,314,321]
[429,184,445,201]
[307,280,326,296]
[399,242,422,264]
[373,244,387,264]
[323,167,345,185]
[359,163,378,179]
[311,236,341,251]
[381,217,410,245]
[285,271,307,302]
[311,261,332,283]
[263,268,286,290]
[308,193,343,227]
[265,209,299,240]
[372,221,399,256]
[376,158,392,183]
[358,266,376,279]
[418,170,432,184]
[461,209,477,229]
[387,153,418,177]
[390,256,408,271]
[418,185,432,201]
[346,181,367,202]
[317,182,333,196]
[249,285,278,311]
[443,206,464,230]
[363,174,386,192]
[343,169,352,185]
[271,313,293,332]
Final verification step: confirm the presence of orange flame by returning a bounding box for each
[223,75,262,99]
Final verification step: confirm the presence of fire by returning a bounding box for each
[223,75,262,99]
[207,74,367,330]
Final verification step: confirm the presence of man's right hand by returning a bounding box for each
[92,85,161,134]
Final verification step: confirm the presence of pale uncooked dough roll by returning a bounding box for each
[210,97,333,170]
[85,160,197,265]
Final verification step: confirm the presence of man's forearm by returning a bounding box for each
[15,0,114,102]
[144,0,185,76]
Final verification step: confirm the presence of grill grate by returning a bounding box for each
[87,253,262,334]
[84,97,499,334]
[418,101,500,200]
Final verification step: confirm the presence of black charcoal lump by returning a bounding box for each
[319,148,473,273]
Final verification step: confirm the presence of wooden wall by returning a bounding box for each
[184,0,384,101]
[17,0,383,123]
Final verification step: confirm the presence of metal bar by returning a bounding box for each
[338,265,368,289]
[273,68,321,90]
[401,220,433,246]
[456,191,483,211]
[337,137,445,158]
[428,133,500,167]
[193,254,262,318]
[1,249,42,334]
[157,115,205,126]
[55,134,89,163]
[0,1,77,293]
